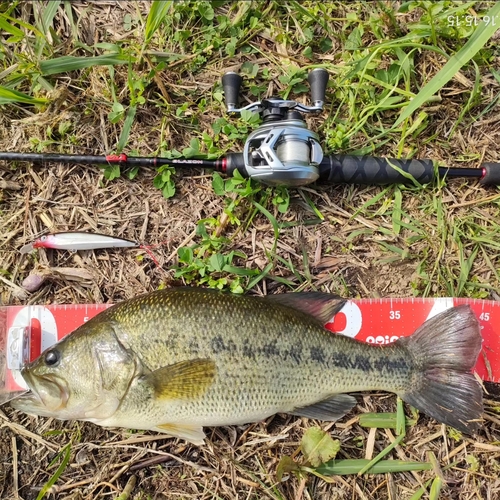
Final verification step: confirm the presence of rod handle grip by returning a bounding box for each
[319,155,435,185]
[480,163,500,185]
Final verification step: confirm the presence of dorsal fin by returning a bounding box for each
[266,292,346,324]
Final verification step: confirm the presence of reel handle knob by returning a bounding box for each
[222,72,243,112]
[308,68,329,108]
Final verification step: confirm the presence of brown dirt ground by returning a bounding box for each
[1,2,500,499]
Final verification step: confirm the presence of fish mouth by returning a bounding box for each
[13,370,69,414]
[10,390,47,415]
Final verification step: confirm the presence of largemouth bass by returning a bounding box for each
[11,288,483,444]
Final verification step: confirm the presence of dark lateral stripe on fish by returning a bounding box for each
[211,333,410,374]
[329,352,410,374]
[211,336,305,364]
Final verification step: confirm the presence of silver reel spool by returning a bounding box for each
[243,118,323,186]
[222,69,329,187]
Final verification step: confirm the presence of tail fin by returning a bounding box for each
[397,305,483,433]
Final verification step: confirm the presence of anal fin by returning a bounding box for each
[155,422,206,445]
[289,394,357,421]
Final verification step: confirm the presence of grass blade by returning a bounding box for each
[0,13,43,37]
[145,0,173,44]
[392,186,402,235]
[429,476,444,500]
[246,262,274,290]
[315,459,432,476]
[252,200,279,254]
[117,105,137,153]
[36,0,60,35]
[0,15,25,38]
[359,412,417,429]
[0,85,49,105]
[352,188,389,217]
[36,443,71,500]
[40,54,131,75]
[358,398,406,475]
[394,2,500,127]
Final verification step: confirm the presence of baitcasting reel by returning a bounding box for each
[221,69,329,186]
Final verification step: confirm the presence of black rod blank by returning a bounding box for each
[0,150,498,186]
[0,152,222,170]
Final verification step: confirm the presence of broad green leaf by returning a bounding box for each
[301,428,340,467]
[177,247,193,264]
[153,174,163,189]
[108,102,125,123]
[162,181,175,199]
[212,172,225,196]
[198,3,214,21]
[209,253,225,272]
[102,164,121,181]
[394,2,500,127]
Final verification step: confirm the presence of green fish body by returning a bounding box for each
[11,288,483,444]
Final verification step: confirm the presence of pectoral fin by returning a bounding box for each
[155,423,206,445]
[290,394,357,421]
[144,359,217,401]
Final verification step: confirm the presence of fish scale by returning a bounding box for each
[11,288,483,444]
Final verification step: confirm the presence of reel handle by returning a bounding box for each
[222,72,243,112]
[308,68,329,107]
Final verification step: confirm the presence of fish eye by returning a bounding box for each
[44,349,61,367]
[40,235,47,241]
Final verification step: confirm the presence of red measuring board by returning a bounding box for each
[1,297,499,401]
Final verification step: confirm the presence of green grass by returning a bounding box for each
[35,443,71,500]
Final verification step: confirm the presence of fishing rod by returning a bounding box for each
[1,69,499,187]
